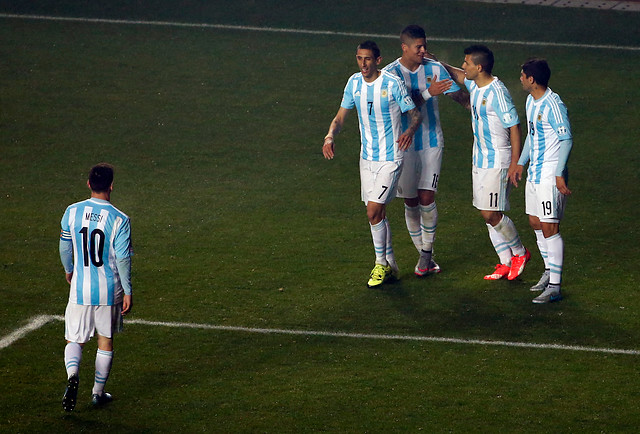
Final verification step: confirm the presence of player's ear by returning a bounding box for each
[376,56,382,65]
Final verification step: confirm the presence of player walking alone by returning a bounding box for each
[60,163,133,411]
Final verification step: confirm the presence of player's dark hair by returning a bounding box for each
[522,58,551,87]
[88,163,114,193]
[464,44,494,74]
[357,40,381,59]
[400,25,426,44]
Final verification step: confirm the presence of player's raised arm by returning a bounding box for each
[323,107,350,160]
[426,51,466,87]
[447,88,471,110]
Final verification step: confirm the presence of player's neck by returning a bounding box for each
[363,70,381,83]
[91,191,111,202]
[399,56,420,72]
[530,85,548,100]
[474,73,494,87]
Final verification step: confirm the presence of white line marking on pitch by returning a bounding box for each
[0,13,638,51]
[3,315,637,356]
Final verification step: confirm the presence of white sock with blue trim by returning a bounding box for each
[92,349,113,396]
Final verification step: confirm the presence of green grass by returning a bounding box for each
[1,1,639,431]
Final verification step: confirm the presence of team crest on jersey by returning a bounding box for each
[482,99,487,106]
[537,114,542,121]
[427,76,432,83]
[381,89,388,98]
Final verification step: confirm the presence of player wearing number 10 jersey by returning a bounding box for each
[59,163,133,411]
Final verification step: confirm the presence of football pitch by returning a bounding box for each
[1,0,639,431]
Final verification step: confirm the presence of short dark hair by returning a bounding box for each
[357,40,381,59]
[400,25,426,44]
[522,58,551,87]
[464,45,494,74]
[88,163,114,193]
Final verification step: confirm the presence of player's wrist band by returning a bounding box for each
[324,136,334,142]
[421,89,433,101]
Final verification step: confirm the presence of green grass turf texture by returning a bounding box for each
[1,0,639,431]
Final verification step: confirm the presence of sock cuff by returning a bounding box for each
[419,202,437,213]
[97,349,113,357]
[545,233,562,242]
[370,220,386,231]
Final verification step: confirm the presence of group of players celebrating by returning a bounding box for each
[322,25,572,305]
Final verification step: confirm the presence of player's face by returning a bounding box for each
[520,70,534,93]
[356,48,382,82]
[462,54,480,80]
[402,38,427,66]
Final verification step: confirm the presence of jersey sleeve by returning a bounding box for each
[492,85,519,128]
[59,207,74,272]
[113,216,133,260]
[548,98,572,141]
[436,63,461,94]
[393,79,416,113]
[340,74,356,109]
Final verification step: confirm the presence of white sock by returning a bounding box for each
[545,233,564,285]
[384,219,397,269]
[64,342,83,379]
[419,202,437,253]
[493,215,526,256]
[92,349,113,396]
[370,220,388,265]
[534,229,549,269]
[404,204,422,252]
[487,224,512,266]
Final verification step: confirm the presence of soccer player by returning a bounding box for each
[59,163,133,411]
[436,45,530,281]
[323,40,422,288]
[515,58,572,303]
[383,25,470,277]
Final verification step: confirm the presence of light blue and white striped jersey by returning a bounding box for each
[341,70,416,162]
[524,88,572,184]
[60,198,133,306]
[384,58,460,150]
[465,77,519,169]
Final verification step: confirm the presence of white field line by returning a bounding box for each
[0,314,63,350]
[3,314,639,356]
[0,13,639,52]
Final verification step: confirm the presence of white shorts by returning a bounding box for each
[65,302,123,343]
[472,167,511,211]
[525,180,566,223]
[397,147,443,198]
[360,159,402,205]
